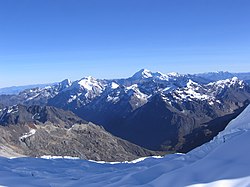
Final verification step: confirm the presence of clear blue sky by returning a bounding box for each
[0,0,249,88]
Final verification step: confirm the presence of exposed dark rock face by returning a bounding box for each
[0,79,71,107]
[0,105,156,161]
[0,105,85,127]
[106,95,249,152]
[0,103,4,109]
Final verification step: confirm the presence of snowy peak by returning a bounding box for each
[125,84,148,99]
[57,79,72,90]
[186,79,200,89]
[60,79,71,87]
[75,76,104,91]
[152,71,170,81]
[170,77,248,104]
[167,72,181,77]
[132,69,153,79]
[78,76,97,90]
[61,76,106,102]
[131,69,181,81]
[111,82,119,89]
[208,77,245,89]
[173,82,212,102]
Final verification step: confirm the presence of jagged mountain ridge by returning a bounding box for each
[0,83,54,95]
[0,105,156,161]
[196,71,250,82]
[0,69,215,109]
[1,69,250,152]
[0,104,85,127]
[0,69,248,108]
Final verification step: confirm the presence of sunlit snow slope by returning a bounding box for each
[1,105,250,187]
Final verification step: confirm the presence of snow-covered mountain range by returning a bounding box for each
[1,102,250,187]
[0,69,248,108]
[1,69,250,152]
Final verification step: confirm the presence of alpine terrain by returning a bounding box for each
[1,70,250,153]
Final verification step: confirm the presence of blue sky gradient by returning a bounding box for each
[0,0,249,87]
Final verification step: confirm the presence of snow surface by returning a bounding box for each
[126,84,139,90]
[208,77,244,89]
[170,78,244,105]
[111,82,119,89]
[140,69,153,78]
[168,72,180,77]
[106,95,120,104]
[67,95,77,103]
[1,105,250,186]
[131,69,182,81]
[131,69,181,81]
[6,105,19,114]
[78,76,102,91]
[173,80,213,102]
[19,129,36,142]
[125,84,149,108]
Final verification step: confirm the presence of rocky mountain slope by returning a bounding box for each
[0,105,156,161]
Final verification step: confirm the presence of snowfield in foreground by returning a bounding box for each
[1,106,250,187]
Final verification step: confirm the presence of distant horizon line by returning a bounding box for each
[1,69,250,89]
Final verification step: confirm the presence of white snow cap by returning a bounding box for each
[141,69,153,78]
[186,79,199,88]
[111,82,119,89]
[209,77,244,88]
[132,69,153,79]
[167,72,180,77]
[131,69,180,80]
[78,76,101,90]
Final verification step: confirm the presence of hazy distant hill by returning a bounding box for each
[0,83,54,95]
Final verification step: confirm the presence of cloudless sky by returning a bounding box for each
[0,0,249,87]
